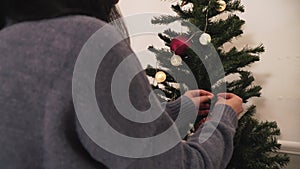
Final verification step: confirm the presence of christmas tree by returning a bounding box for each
[145,0,290,168]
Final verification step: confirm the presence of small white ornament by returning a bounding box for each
[170,54,182,66]
[216,0,227,12]
[155,71,167,83]
[199,33,211,45]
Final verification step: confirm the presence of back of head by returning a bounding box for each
[0,0,117,29]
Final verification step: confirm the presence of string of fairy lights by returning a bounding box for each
[154,0,227,83]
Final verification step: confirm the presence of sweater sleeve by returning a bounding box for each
[182,104,238,169]
[74,24,238,169]
[162,95,196,121]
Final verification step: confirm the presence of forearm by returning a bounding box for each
[129,104,238,169]
[162,96,195,121]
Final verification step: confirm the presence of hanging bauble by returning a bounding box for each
[170,54,182,66]
[155,71,167,83]
[199,33,211,45]
[170,36,191,56]
[216,0,226,12]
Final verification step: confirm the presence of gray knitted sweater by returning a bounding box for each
[0,15,238,169]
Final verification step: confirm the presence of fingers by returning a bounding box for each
[218,93,243,104]
[215,93,244,115]
[199,90,213,97]
[217,93,236,99]
[184,89,213,110]
[186,89,213,97]
[200,95,213,103]
[189,95,212,109]
[185,90,244,116]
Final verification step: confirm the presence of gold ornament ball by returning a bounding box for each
[216,0,226,12]
[199,33,211,45]
[155,71,167,83]
[170,54,182,66]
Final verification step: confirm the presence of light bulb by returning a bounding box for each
[155,71,167,83]
[199,33,211,45]
[170,54,182,66]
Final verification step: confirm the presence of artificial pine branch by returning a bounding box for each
[152,15,181,25]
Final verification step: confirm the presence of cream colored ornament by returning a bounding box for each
[155,71,167,83]
[199,33,211,45]
[170,54,182,66]
[216,0,226,12]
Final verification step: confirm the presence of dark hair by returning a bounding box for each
[0,10,4,29]
[0,0,120,29]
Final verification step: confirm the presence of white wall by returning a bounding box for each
[239,0,300,143]
[119,0,300,167]
[239,1,300,167]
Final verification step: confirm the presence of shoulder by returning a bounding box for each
[52,15,108,31]
[0,15,110,40]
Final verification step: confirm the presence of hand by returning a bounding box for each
[184,90,214,115]
[215,93,244,115]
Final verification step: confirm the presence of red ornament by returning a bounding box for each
[170,36,191,56]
